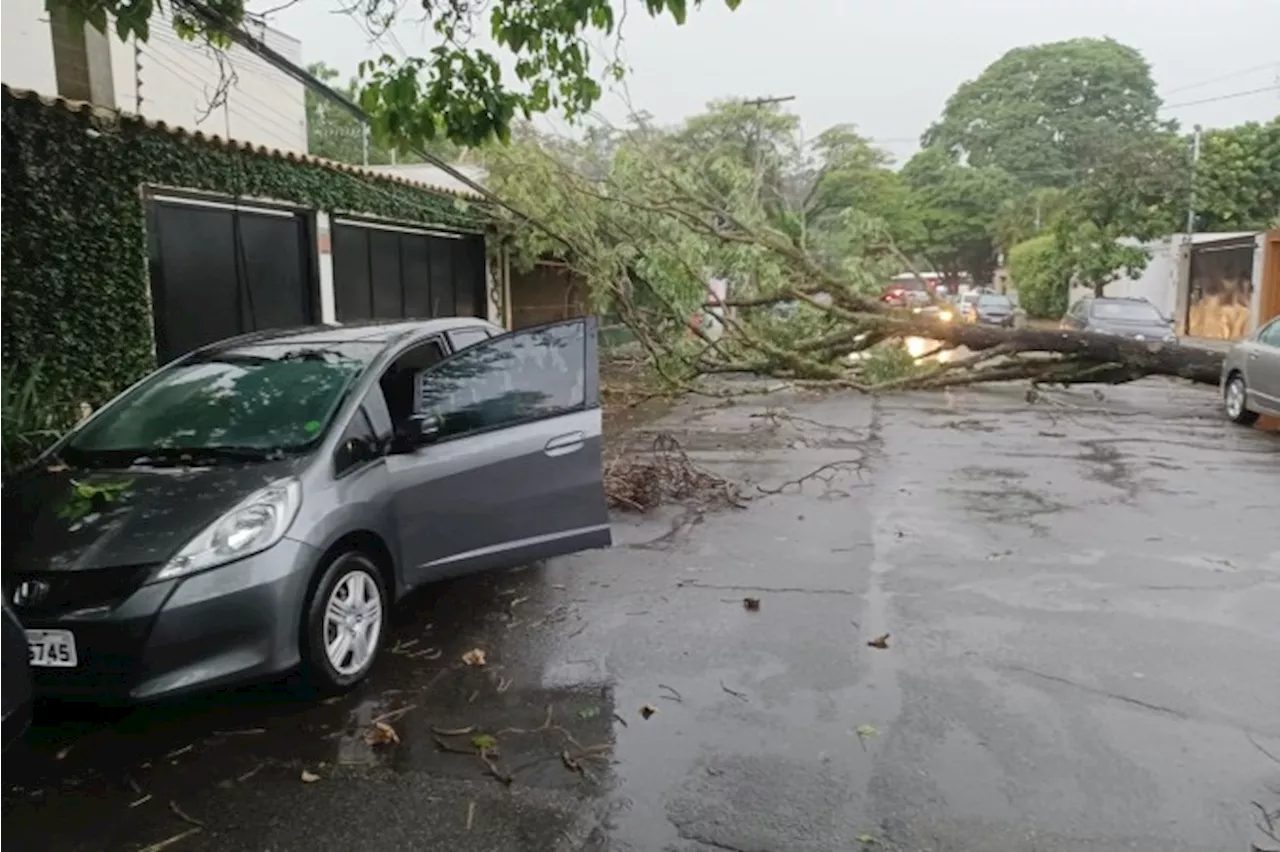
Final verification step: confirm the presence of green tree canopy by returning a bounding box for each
[50,0,742,148]
[922,37,1166,187]
[305,62,458,164]
[1194,117,1280,231]
[900,147,1017,284]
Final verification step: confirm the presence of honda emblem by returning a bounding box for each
[12,579,50,607]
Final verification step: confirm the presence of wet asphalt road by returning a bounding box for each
[5,381,1280,852]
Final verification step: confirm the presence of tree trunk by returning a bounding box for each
[888,319,1224,386]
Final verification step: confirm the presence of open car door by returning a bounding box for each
[389,317,611,586]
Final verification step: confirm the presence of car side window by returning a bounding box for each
[417,322,587,439]
[334,407,381,476]
[380,338,447,427]
[447,327,491,352]
[1259,319,1280,347]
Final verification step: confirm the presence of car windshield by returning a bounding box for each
[978,295,1012,309]
[65,342,380,460]
[1092,301,1163,322]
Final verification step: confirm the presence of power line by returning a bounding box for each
[1162,62,1278,96]
[1162,85,1280,110]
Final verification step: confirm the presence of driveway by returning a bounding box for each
[5,381,1279,852]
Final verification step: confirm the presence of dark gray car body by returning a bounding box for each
[2,317,611,701]
[2,602,32,751]
[1060,296,1178,343]
[971,294,1015,327]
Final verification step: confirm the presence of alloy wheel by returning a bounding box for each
[1225,377,1247,420]
[323,570,383,676]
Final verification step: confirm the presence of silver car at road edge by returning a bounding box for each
[2,317,611,701]
[1221,315,1280,425]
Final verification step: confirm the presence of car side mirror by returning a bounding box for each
[409,413,442,446]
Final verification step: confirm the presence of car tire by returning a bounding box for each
[1224,372,1259,426]
[302,551,389,694]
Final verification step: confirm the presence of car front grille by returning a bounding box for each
[4,565,154,615]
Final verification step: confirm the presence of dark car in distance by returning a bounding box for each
[2,317,611,703]
[963,293,1016,327]
[1059,296,1178,344]
[3,602,33,753]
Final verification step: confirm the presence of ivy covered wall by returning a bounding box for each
[1,85,491,420]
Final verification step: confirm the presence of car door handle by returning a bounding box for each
[544,431,586,457]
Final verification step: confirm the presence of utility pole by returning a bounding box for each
[1174,125,1203,335]
[741,94,795,200]
[1185,125,1202,236]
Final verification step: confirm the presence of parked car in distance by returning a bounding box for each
[3,602,33,753]
[962,293,1015,327]
[881,278,931,308]
[1060,296,1178,343]
[1220,315,1280,425]
[2,317,611,702]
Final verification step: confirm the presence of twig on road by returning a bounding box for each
[658,684,684,702]
[756,457,866,496]
[372,704,418,725]
[720,681,747,701]
[138,828,202,852]
[168,801,205,829]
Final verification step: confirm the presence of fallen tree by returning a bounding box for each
[484,120,1225,394]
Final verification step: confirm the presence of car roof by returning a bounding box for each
[197,317,495,354]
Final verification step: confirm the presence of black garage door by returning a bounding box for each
[145,193,318,363]
[331,219,486,323]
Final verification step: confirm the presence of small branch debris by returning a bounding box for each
[658,684,684,702]
[168,801,205,829]
[606,433,743,513]
[719,681,748,701]
[867,633,891,649]
[137,827,202,852]
[465,801,476,831]
[365,721,401,747]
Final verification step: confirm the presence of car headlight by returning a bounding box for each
[157,478,302,581]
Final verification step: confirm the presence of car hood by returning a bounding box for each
[2,460,301,573]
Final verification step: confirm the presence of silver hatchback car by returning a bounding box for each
[1221,315,1280,425]
[2,317,611,701]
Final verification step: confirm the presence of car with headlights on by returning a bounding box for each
[2,317,611,702]
[1059,297,1178,343]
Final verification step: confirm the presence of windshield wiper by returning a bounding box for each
[125,446,286,466]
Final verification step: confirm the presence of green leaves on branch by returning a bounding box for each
[47,0,744,149]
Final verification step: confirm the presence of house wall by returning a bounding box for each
[1066,233,1265,333]
[510,261,587,329]
[1,3,306,152]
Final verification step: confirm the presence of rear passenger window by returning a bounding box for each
[447,327,491,352]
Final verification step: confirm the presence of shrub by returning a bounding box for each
[1007,235,1070,319]
[2,362,71,475]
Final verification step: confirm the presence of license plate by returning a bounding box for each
[27,629,78,667]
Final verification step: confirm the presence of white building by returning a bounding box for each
[1,0,305,152]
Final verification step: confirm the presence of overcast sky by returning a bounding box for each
[256,0,1280,162]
